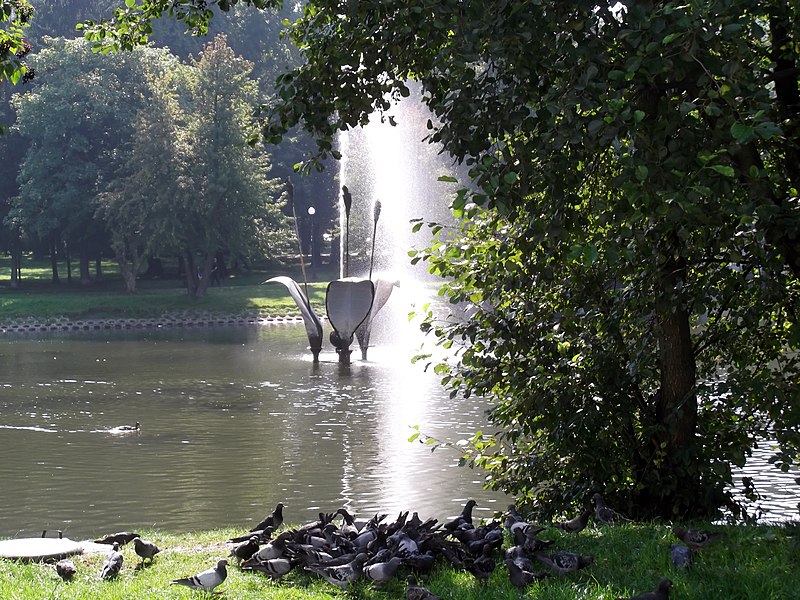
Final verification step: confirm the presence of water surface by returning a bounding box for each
[0,324,507,540]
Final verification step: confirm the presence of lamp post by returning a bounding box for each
[307,206,317,280]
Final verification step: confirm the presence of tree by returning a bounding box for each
[95,48,186,293]
[11,36,156,284]
[83,1,800,519]
[173,34,287,297]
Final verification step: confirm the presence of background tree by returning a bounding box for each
[11,36,156,284]
[174,34,287,297]
[95,47,186,292]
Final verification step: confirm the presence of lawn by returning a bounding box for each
[0,522,797,599]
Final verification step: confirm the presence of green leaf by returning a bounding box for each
[125,0,136,7]
[438,175,457,182]
[710,164,735,177]
[754,121,782,140]
[730,123,754,144]
[635,165,649,181]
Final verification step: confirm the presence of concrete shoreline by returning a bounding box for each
[0,312,309,334]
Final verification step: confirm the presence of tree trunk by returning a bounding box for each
[10,245,20,288]
[79,248,91,285]
[65,243,72,284]
[641,254,699,516]
[95,258,102,279]
[50,239,60,284]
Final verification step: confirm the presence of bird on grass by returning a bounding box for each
[406,574,440,600]
[672,527,724,550]
[250,502,284,532]
[467,543,497,584]
[55,558,76,582]
[505,557,547,588]
[554,510,592,533]
[230,535,260,562]
[593,493,632,524]
[670,543,692,570]
[133,537,161,565]
[94,531,140,546]
[363,556,403,586]
[617,578,673,600]
[535,550,593,576]
[443,499,477,532]
[170,559,228,592]
[99,542,124,580]
[305,552,368,590]
[241,556,296,580]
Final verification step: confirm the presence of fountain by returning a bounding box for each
[267,81,459,365]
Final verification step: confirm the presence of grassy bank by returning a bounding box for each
[0,255,334,321]
[1,522,797,599]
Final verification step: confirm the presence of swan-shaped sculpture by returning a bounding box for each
[266,276,395,364]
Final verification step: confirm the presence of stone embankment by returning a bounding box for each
[0,311,309,334]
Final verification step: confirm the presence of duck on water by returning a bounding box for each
[108,422,140,434]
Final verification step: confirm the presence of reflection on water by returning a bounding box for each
[0,324,508,539]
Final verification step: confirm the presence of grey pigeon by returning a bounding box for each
[242,556,295,579]
[305,552,368,590]
[616,578,673,600]
[230,535,260,562]
[407,574,441,600]
[170,559,228,592]
[133,537,161,564]
[593,493,632,524]
[554,510,592,533]
[250,502,284,532]
[99,542,124,580]
[505,557,547,588]
[535,550,593,575]
[55,558,76,582]
[363,556,403,586]
[672,527,724,549]
[670,543,692,570]
[94,531,140,546]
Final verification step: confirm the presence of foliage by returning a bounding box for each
[76,0,800,519]
[0,0,34,93]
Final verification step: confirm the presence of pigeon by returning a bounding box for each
[535,550,593,575]
[250,502,284,532]
[55,558,76,582]
[305,552,367,590]
[230,535,260,562]
[616,578,673,600]
[99,542,124,580]
[467,543,496,583]
[407,574,441,600]
[133,537,161,564]
[505,557,547,588]
[94,531,140,546]
[401,549,436,574]
[592,493,632,524]
[363,556,403,586]
[443,499,477,531]
[554,510,592,533]
[670,543,692,570]
[671,527,724,549]
[504,504,525,530]
[227,526,274,544]
[170,559,228,592]
[241,556,295,579]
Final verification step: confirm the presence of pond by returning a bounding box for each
[0,322,796,541]
[0,323,509,540]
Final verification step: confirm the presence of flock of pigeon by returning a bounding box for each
[54,493,724,599]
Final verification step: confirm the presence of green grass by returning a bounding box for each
[1,523,797,599]
[0,254,335,321]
